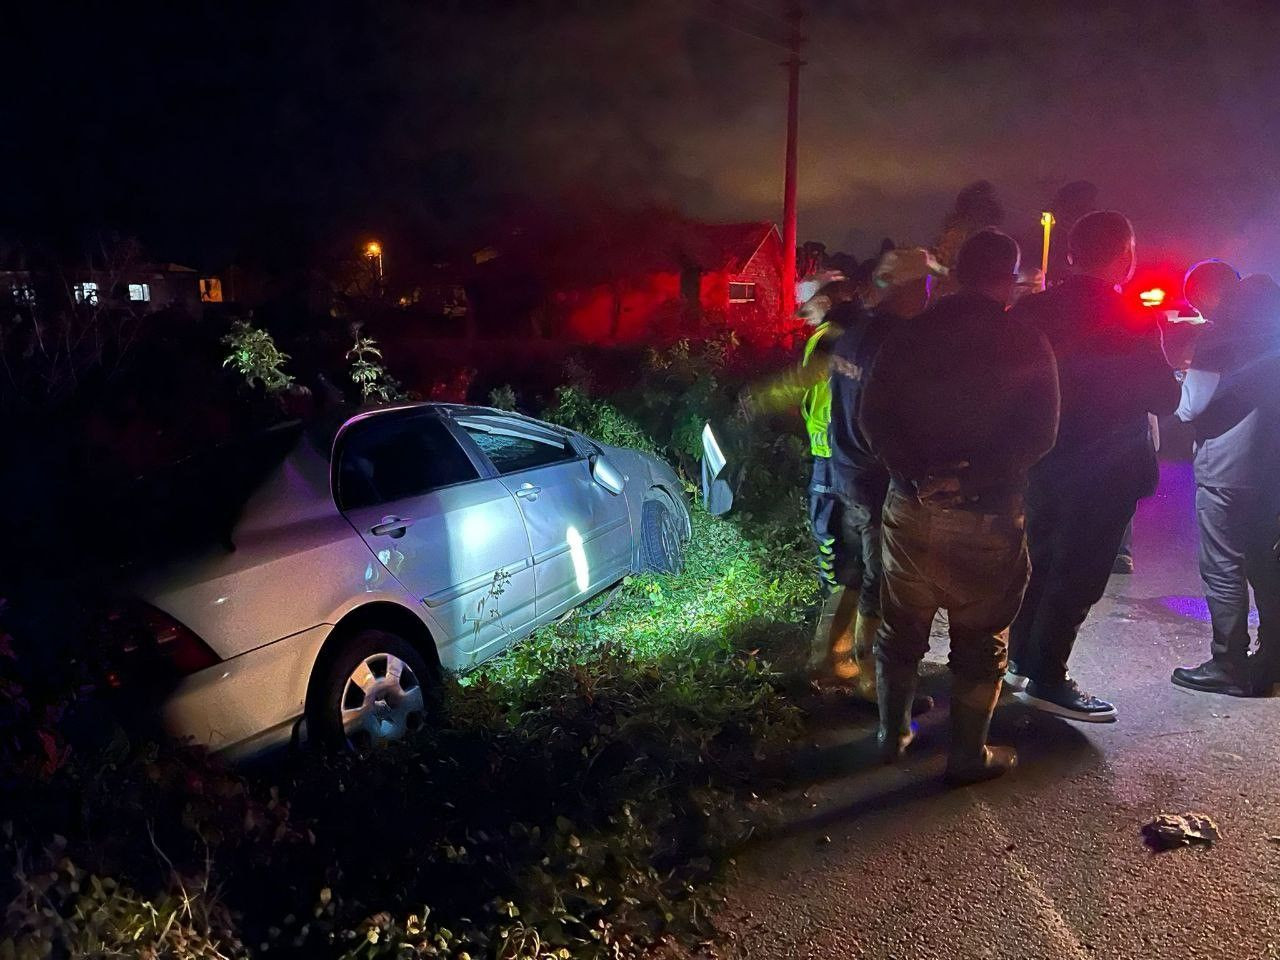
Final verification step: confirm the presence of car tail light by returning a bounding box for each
[103,601,221,684]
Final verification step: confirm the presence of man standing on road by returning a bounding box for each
[827,248,942,703]
[1007,212,1181,722]
[1171,273,1280,696]
[861,230,1059,784]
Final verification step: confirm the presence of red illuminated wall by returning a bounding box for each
[530,222,788,345]
[557,271,686,343]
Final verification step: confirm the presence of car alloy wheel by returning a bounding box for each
[339,651,425,749]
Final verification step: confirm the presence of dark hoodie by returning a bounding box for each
[1011,275,1180,499]
[827,301,895,503]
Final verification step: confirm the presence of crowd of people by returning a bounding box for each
[776,211,1280,785]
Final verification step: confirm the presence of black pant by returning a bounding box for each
[1009,480,1139,686]
[809,457,842,593]
[1197,485,1280,671]
[809,457,886,616]
[877,488,1029,683]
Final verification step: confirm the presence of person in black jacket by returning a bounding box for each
[1006,212,1181,722]
[860,230,1060,785]
[826,248,941,702]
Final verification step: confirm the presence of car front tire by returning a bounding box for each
[642,498,686,575]
[310,628,436,752]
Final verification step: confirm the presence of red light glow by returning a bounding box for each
[1139,287,1166,307]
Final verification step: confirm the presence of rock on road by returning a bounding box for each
[718,462,1280,959]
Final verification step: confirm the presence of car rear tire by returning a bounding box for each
[309,629,436,752]
[642,499,685,575]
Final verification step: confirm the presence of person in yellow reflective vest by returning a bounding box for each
[800,313,861,687]
[748,252,946,698]
[746,275,864,688]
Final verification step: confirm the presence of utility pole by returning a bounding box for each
[780,2,803,325]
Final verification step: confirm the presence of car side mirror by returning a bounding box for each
[590,454,625,495]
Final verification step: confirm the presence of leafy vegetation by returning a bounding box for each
[347,329,408,403]
[487,384,518,412]
[547,385,657,457]
[221,319,295,394]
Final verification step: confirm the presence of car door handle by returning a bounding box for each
[515,484,541,501]
[370,516,414,538]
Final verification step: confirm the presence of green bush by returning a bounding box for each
[488,384,518,412]
[347,330,408,404]
[546,385,657,457]
[222,319,294,394]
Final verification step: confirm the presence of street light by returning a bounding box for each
[364,240,384,283]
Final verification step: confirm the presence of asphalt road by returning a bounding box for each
[718,462,1280,960]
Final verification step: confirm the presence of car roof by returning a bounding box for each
[307,401,574,460]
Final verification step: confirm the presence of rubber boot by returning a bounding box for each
[944,676,1017,786]
[853,613,881,701]
[855,614,935,714]
[876,663,918,763]
[809,588,860,685]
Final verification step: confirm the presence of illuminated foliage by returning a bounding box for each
[347,329,407,404]
[221,319,294,394]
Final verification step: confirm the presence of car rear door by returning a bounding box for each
[335,409,536,665]
[454,414,633,617]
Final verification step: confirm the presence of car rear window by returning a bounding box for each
[337,414,479,510]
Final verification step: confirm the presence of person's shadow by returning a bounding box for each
[747,663,1102,842]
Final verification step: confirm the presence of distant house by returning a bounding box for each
[684,221,785,338]
[0,257,204,314]
[469,210,787,344]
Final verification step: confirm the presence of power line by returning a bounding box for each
[689,0,791,50]
[693,0,869,97]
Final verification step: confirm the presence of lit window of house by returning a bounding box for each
[74,282,99,304]
[10,284,34,304]
[728,281,757,303]
[128,283,151,302]
[199,277,223,303]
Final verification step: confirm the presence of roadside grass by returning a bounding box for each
[2,504,819,960]
[474,507,815,688]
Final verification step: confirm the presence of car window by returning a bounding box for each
[458,419,577,475]
[336,414,479,510]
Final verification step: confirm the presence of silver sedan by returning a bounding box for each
[121,403,690,757]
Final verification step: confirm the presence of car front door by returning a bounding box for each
[335,410,537,666]
[455,415,633,618]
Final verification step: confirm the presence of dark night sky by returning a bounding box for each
[4,0,1279,272]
